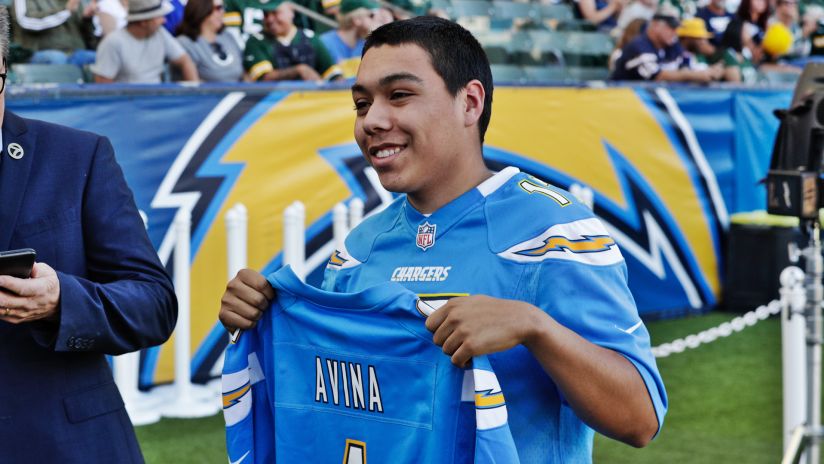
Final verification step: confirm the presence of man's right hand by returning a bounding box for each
[295,64,322,82]
[219,268,275,332]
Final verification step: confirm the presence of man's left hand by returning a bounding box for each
[0,262,61,324]
[425,295,544,367]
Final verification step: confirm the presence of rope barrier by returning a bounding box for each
[652,299,782,358]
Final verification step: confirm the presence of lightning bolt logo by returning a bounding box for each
[515,235,617,256]
[474,388,506,409]
[223,382,251,409]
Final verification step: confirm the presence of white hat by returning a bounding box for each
[127,0,174,22]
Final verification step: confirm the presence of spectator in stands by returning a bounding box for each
[92,0,199,82]
[243,0,340,81]
[176,0,245,81]
[731,0,770,45]
[718,16,760,82]
[696,0,733,47]
[769,0,811,61]
[11,0,97,66]
[610,8,724,82]
[575,0,628,31]
[614,0,655,37]
[609,17,646,70]
[319,0,378,78]
[676,17,723,67]
[374,6,395,24]
[93,0,127,37]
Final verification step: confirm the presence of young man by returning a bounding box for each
[220,16,666,462]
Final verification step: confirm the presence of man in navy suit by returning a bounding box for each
[0,7,177,462]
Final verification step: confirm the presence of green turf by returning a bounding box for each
[136,312,785,463]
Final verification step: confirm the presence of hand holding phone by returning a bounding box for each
[0,248,36,279]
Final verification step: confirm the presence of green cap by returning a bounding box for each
[340,0,379,14]
[259,0,285,12]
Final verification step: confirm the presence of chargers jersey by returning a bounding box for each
[323,166,668,463]
[222,266,520,464]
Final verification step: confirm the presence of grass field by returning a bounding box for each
[136,312,784,463]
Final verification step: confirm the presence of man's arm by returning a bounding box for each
[13,0,73,30]
[427,295,659,447]
[0,136,177,354]
[656,65,723,83]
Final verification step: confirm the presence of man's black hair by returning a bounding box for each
[363,16,493,144]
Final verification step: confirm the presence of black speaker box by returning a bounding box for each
[723,223,805,312]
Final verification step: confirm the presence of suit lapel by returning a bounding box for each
[0,112,33,250]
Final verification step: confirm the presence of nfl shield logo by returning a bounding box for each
[416,222,437,251]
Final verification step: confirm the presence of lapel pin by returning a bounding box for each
[7,143,23,160]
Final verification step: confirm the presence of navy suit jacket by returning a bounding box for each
[0,111,178,463]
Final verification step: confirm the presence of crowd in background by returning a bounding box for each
[6,0,820,84]
[8,0,402,83]
[604,0,812,82]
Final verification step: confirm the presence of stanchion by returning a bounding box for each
[349,198,364,228]
[781,222,824,464]
[284,201,306,281]
[158,207,221,418]
[781,266,807,455]
[333,203,348,251]
[226,203,248,279]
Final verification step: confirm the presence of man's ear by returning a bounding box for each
[462,79,485,128]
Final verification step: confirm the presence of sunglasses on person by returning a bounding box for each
[211,42,227,60]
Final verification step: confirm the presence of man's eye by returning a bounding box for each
[391,91,412,100]
[353,101,371,114]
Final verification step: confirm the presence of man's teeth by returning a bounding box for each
[375,147,402,158]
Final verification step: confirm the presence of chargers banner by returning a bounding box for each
[6,84,789,386]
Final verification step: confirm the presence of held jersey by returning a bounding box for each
[323,166,668,463]
[222,266,520,464]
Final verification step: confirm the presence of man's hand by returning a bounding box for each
[66,0,80,13]
[424,295,544,367]
[219,268,275,332]
[294,64,322,82]
[0,262,61,324]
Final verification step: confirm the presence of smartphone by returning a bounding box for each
[0,248,36,278]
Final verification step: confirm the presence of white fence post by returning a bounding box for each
[226,203,248,280]
[284,201,306,281]
[159,207,220,418]
[333,202,348,251]
[349,198,364,229]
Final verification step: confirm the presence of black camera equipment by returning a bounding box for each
[771,63,824,464]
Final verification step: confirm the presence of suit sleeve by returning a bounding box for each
[33,135,178,355]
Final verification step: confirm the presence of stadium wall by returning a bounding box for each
[6,84,790,386]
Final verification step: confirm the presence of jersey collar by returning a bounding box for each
[402,166,520,239]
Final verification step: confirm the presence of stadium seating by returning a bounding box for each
[9,63,85,84]
[490,63,527,83]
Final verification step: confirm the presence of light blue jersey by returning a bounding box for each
[222,266,520,463]
[323,167,668,463]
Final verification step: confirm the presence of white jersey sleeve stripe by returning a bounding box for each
[498,217,624,266]
[14,0,71,31]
